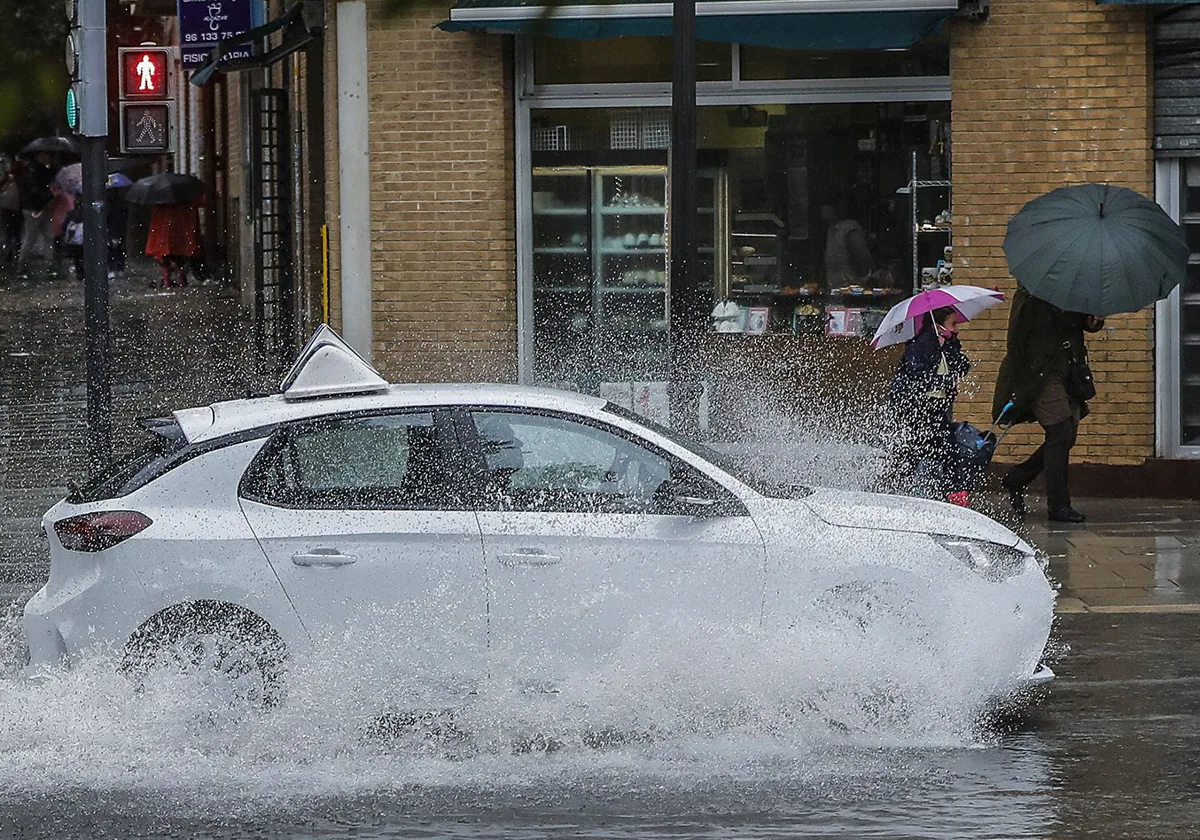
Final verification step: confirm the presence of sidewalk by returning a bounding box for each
[0,258,270,600]
[1022,498,1200,614]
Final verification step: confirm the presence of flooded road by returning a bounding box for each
[0,612,1197,839]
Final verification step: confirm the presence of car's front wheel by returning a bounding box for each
[123,601,287,708]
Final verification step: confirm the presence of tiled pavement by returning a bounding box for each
[1019,498,1200,614]
[2,265,1200,613]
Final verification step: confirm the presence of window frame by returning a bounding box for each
[452,405,749,516]
[238,407,471,511]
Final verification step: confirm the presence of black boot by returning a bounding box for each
[1005,483,1028,517]
[1049,506,1085,524]
[1001,472,1030,517]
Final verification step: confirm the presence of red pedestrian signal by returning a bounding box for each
[120,49,170,99]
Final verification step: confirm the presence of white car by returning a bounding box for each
[23,328,1055,714]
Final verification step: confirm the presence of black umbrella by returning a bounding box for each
[125,173,205,206]
[20,136,79,157]
[1004,184,1189,316]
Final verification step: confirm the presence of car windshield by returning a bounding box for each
[600,402,810,499]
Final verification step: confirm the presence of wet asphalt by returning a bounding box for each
[2,269,1200,838]
[0,613,1195,839]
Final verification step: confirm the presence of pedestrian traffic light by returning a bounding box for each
[64,0,107,137]
[119,48,170,100]
[117,47,174,154]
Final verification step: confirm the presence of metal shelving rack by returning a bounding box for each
[897,150,951,293]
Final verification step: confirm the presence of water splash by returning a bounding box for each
[0,565,1048,809]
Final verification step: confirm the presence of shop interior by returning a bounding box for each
[528,100,952,388]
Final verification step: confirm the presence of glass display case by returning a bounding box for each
[531,165,669,384]
[596,168,668,335]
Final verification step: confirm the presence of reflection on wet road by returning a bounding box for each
[1,613,1197,839]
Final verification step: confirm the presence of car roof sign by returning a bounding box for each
[280,325,389,401]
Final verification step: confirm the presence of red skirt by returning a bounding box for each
[145,203,200,258]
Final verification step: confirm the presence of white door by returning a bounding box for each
[239,410,486,704]
[462,408,766,692]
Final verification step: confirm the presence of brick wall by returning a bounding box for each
[361,0,516,382]
[950,0,1154,465]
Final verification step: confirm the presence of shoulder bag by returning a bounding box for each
[1064,341,1097,403]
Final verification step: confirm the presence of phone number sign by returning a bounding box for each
[177,0,253,68]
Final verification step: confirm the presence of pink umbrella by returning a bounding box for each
[871,285,1006,350]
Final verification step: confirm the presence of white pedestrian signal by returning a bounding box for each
[136,54,157,91]
[119,47,171,100]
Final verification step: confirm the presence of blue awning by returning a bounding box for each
[438,0,958,50]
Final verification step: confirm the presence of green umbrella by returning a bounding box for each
[1003,183,1189,317]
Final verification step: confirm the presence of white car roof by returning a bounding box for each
[173,383,609,443]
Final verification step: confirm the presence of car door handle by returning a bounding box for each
[292,550,357,567]
[497,550,562,568]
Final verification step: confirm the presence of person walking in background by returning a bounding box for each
[145,198,201,289]
[106,173,132,279]
[886,306,971,502]
[15,151,56,276]
[0,159,22,265]
[993,285,1105,523]
[60,187,84,282]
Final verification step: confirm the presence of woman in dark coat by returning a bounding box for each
[993,286,1105,522]
[887,306,971,500]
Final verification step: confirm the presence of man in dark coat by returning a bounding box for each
[993,286,1104,523]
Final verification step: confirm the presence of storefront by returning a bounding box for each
[321,0,1176,476]
[446,3,963,431]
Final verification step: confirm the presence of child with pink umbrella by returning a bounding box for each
[874,285,1006,504]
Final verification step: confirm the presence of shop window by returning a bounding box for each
[524,101,951,430]
[533,36,732,85]
[740,36,949,81]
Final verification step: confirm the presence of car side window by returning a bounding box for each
[242,412,461,510]
[468,410,724,515]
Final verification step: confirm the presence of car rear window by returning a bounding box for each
[68,421,189,503]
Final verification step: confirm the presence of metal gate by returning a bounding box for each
[251,88,296,372]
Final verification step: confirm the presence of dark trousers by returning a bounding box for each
[1004,419,1079,511]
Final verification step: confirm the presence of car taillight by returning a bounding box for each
[53,511,153,552]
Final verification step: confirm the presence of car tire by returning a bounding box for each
[801,579,938,731]
[122,601,287,709]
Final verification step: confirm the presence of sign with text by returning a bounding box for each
[120,48,170,99]
[177,0,253,69]
[121,103,173,153]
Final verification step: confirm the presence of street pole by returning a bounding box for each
[669,0,700,433]
[82,134,111,474]
[73,0,111,474]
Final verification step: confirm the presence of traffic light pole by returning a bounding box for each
[81,134,111,473]
[70,0,112,474]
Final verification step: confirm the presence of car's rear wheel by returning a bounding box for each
[123,601,287,709]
